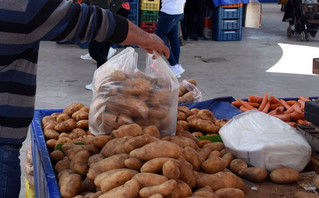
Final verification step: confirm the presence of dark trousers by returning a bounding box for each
[88,6,129,69]
[184,0,206,38]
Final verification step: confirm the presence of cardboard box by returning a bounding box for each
[313,58,319,74]
[244,3,262,28]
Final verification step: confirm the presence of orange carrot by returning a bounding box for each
[290,111,304,121]
[248,102,260,108]
[270,103,283,110]
[280,99,291,110]
[286,100,297,106]
[274,114,291,122]
[258,92,269,111]
[248,95,263,103]
[269,106,284,115]
[298,96,310,101]
[269,96,281,104]
[240,106,251,112]
[298,99,305,111]
[232,101,241,107]
[285,103,302,114]
[237,98,256,110]
[304,120,311,124]
[262,101,271,113]
[286,122,297,128]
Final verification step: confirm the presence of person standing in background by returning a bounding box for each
[85,0,131,90]
[155,0,186,78]
[184,0,207,40]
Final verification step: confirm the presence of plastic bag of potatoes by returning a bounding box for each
[89,47,179,137]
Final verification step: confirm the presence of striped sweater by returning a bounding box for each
[0,0,128,144]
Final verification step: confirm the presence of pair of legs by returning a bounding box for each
[88,40,112,68]
[184,0,206,39]
[155,12,184,66]
[0,144,22,198]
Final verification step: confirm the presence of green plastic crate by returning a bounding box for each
[140,10,159,22]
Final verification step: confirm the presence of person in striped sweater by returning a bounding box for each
[0,0,169,197]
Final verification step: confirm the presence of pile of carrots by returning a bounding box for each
[231,92,311,127]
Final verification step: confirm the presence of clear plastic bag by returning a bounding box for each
[219,110,312,172]
[180,80,202,102]
[89,47,179,137]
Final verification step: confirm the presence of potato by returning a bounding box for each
[73,111,89,121]
[177,111,187,121]
[179,160,196,188]
[88,154,104,167]
[50,150,65,164]
[54,157,70,173]
[121,78,152,96]
[143,125,160,138]
[269,167,300,184]
[84,191,103,198]
[46,139,57,150]
[112,124,143,138]
[123,134,152,153]
[54,119,76,132]
[94,168,134,188]
[63,103,85,116]
[63,144,84,160]
[83,144,100,155]
[214,188,245,198]
[201,157,226,174]
[222,153,234,167]
[198,109,215,121]
[178,106,193,117]
[192,185,217,198]
[295,191,319,198]
[202,142,225,152]
[196,172,246,191]
[169,136,199,150]
[100,169,138,193]
[99,179,140,198]
[162,159,181,180]
[238,167,268,182]
[129,140,182,161]
[313,175,319,189]
[124,158,144,171]
[169,180,192,198]
[141,157,174,173]
[139,179,177,198]
[182,146,204,171]
[198,147,212,160]
[149,194,163,198]
[100,136,131,157]
[83,135,111,148]
[229,159,248,174]
[56,113,70,122]
[76,120,89,129]
[106,95,149,118]
[86,153,129,180]
[44,129,60,140]
[59,173,82,198]
[43,121,58,131]
[70,150,91,176]
[133,173,168,187]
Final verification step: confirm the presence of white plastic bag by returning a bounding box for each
[180,80,202,102]
[89,47,179,137]
[219,110,311,172]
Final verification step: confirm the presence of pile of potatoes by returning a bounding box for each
[176,106,229,136]
[43,103,303,198]
[178,79,200,103]
[89,70,179,137]
[42,103,92,150]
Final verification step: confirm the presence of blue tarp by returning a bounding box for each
[212,0,249,7]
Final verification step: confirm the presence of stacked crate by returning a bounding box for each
[212,3,243,41]
[139,0,160,33]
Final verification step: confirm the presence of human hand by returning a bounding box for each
[139,34,170,59]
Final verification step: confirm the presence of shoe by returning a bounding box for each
[80,53,92,60]
[85,83,93,90]
[107,47,117,59]
[176,74,181,79]
[170,64,185,76]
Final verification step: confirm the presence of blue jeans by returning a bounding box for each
[155,12,184,66]
[0,144,22,198]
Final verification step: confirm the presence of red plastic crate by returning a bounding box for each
[139,22,157,33]
[220,3,243,8]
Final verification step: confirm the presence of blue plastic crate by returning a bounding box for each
[31,109,63,198]
[213,6,243,19]
[215,19,242,30]
[128,0,139,25]
[212,29,242,41]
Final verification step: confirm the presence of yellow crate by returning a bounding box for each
[25,178,35,198]
[140,0,160,11]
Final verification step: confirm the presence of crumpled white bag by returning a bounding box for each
[219,110,311,172]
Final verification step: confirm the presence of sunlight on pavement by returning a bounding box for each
[267,43,319,75]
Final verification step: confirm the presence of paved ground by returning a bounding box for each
[19,3,319,197]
